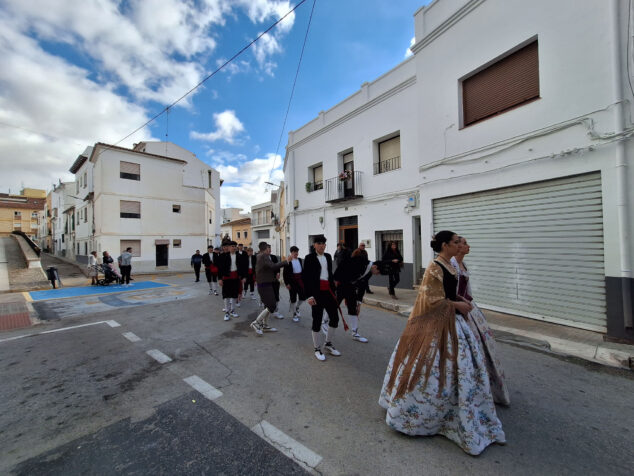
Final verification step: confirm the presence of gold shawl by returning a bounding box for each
[386,260,458,399]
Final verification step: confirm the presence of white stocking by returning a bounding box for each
[312,331,322,349]
[255,309,269,325]
[347,315,359,333]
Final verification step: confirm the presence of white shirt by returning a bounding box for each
[291,258,302,273]
[317,253,328,281]
[230,253,237,272]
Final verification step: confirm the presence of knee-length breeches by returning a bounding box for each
[311,290,339,332]
[258,283,277,312]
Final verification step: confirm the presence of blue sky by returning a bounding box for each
[0,0,429,210]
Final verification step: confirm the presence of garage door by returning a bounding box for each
[433,173,606,332]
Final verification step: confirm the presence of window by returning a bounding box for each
[256,230,270,239]
[76,181,79,194]
[208,170,212,188]
[83,172,87,188]
[84,208,88,223]
[244,231,248,239]
[31,211,38,219]
[237,231,241,238]
[173,204,181,213]
[14,211,21,218]
[461,39,539,127]
[375,135,401,174]
[120,161,141,181]
[311,164,323,191]
[120,240,141,257]
[120,200,141,219]
[173,239,181,248]
[376,230,404,261]
[84,242,88,255]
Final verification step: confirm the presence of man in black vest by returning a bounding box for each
[283,246,305,321]
[302,235,340,361]
[202,245,219,295]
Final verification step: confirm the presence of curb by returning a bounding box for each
[365,298,633,370]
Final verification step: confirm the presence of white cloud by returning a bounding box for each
[190,110,245,144]
[0,17,152,193]
[211,152,283,209]
[404,36,415,58]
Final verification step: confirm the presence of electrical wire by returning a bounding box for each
[267,0,317,185]
[101,0,309,155]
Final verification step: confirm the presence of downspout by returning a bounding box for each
[611,0,633,328]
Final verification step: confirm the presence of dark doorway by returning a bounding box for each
[343,152,354,198]
[156,244,168,266]
[338,215,358,251]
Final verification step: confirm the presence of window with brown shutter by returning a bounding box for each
[462,39,539,127]
[120,200,141,219]
[120,161,141,180]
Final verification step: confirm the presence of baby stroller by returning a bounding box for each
[92,263,122,285]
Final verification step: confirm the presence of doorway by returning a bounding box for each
[156,244,168,266]
[338,215,358,250]
[343,152,354,198]
[412,216,422,283]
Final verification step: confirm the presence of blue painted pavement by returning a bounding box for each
[28,281,169,301]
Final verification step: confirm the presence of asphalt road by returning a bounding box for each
[1,276,633,475]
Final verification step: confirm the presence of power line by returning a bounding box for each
[107,0,309,152]
[267,0,317,184]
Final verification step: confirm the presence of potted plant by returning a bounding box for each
[305,182,312,192]
[338,170,352,181]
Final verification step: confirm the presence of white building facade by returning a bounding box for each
[68,141,222,272]
[251,188,283,256]
[285,0,634,342]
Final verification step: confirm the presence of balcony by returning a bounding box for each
[325,171,363,203]
[373,155,401,175]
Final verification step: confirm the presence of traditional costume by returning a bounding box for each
[378,258,505,455]
[451,256,510,406]
[302,235,341,361]
[244,251,257,299]
[332,253,373,343]
[282,250,305,321]
[217,242,246,320]
[202,247,219,295]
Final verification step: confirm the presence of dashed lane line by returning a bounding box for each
[183,375,223,400]
[252,420,323,473]
[0,320,121,343]
[146,349,172,364]
[122,332,141,343]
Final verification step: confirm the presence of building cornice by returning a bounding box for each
[410,0,486,54]
[287,75,416,152]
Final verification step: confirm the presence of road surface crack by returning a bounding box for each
[192,340,234,388]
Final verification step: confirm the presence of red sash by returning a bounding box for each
[248,269,253,274]
[223,271,239,280]
[294,273,304,289]
[208,264,218,274]
[319,280,331,291]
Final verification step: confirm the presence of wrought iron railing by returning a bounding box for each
[373,155,401,175]
[325,171,363,202]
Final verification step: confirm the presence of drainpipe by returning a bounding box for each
[611,0,633,328]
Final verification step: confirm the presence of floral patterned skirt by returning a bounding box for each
[467,303,511,406]
[378,314,505,456]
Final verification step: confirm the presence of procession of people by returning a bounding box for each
[203,231,508,456]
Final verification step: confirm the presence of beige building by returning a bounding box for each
[0,188,46,239]
[221,217,252,247]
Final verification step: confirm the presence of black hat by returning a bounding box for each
[313,234,327,244]
[229,240,237,246]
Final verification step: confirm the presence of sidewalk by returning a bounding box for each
[364,283,633,370]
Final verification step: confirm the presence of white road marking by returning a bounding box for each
[183,375,223,400]
[252,420,323,472]
[122,332,141,343]
[0,320,115,343]
[146,349,172,364]
[105,320,121,327]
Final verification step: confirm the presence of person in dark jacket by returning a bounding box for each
[302,235,341,361]
[217,241,247,320]
[268,245,284,318]
[243,247,257,299]
[283,246,305,321]
[382,241,403,299]
[191,250,203,282]
[250,242,289,335]
[202,246,219,295]
[356,242,374,294]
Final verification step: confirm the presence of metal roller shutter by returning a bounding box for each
[433,173,606,332]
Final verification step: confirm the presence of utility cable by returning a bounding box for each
[267,0,317,185]
[103,0,308,153]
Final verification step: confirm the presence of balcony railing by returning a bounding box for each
[373,155,401,175]
[325,171,363,203]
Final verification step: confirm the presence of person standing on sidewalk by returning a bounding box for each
[356,242,374,294]
[302,234,341,361]
[88,251,99,285]
[118,247,133,286]
[382,241,403,299]
[250,242,289,335]
[191,250,203,282]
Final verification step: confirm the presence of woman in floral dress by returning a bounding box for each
[451,237,510,406]
[378,230,505,455]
